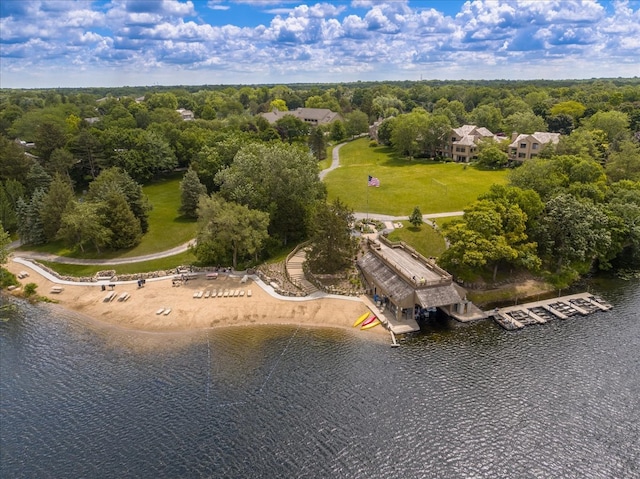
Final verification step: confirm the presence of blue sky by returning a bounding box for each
[1,0,639,88]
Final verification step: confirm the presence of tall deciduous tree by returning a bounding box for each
[537,194,611,272]
[345,110,369,138]
[195,194,269,269]
[215,142,326,245]
[440,197,540,281]
[504,111,547,135]
[275,115,309,143]
[179,167,207,218]
[606,140,640,182]
[58,200,111,253]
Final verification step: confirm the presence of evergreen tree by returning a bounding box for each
[100,192,142,249]
[308,127,327,161]
[40,173,75,241]
[307,198,356,274]
[26,162,52,196]
[179,167,207,218]
[16,188,46,245]
[330,120,346,142]
[409,206,423,228]
[0,224,10,265]
[87,167,151,233]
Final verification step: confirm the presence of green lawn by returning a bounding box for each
[324,138,508,216]
[18,173,197,259]
[386,221,447,258]
[38,250,196,277]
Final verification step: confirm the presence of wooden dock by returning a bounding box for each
[359,296,420,335]
[489,292,612,330]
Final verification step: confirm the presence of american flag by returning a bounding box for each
[368,175,380,187]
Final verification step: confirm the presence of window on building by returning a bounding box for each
[520,143,527,149]
[518,152,527,158]
[532,143,539,150]
[455,146,465,152]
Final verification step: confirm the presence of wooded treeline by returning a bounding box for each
[1,79,639,280]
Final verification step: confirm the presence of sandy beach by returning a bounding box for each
[5,258,388,337]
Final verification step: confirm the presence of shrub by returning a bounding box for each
[23,282,38,297]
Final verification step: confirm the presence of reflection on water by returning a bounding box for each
[1,279,639,478]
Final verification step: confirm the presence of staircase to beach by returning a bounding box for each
[286,248,319,295]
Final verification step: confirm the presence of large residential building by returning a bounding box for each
[443,125,503,162]
[260,107,343,126]
[508,132,561,161]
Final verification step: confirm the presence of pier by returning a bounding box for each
[489,292,612,330]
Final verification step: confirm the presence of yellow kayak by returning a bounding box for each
[361,319,381,330]
[353,312,371,327]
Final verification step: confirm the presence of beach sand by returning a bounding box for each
[6,259,387,337]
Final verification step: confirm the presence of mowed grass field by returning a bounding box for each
[18,173,198,259]
[324,138,509,216]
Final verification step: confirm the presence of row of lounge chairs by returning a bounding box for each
[103,291,130,302]
[193,289,252,298]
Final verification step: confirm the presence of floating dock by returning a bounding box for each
[488,292,612,330]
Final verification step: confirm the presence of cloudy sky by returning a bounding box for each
[1,0,639,88]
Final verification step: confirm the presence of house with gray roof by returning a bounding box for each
[443,125,502,162]
[509,132,561,161]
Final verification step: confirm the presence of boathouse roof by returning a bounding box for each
[415,284,462,308]
[358,252,415,303]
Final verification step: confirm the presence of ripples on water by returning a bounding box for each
[1,281,639,478]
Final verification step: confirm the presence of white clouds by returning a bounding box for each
[0,0,638,88]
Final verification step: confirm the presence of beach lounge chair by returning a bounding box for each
[247,289,252,297]
[118,292,129,302]
[233,289,240,297]
[223,290,229,297]
[156,308,165,315]
[239,290,245,297]
[193,291,199,298]
[163,308,172,316]
[50,286,64,294]
[204,290,211,298]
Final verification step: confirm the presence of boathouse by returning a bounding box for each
[357,236,479,330]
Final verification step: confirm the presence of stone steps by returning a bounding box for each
[286,249,318,295]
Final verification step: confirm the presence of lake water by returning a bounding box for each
[1,278,639,478]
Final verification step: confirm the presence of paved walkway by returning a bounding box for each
[10,241,194,265]
[11,141,462,266]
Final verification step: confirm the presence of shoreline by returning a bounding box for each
[4,258,389,338]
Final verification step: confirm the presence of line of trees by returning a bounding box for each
[1,79,639,276]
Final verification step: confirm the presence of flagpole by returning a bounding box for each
[366,177,369,223]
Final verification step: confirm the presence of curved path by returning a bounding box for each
[11,141,462,265]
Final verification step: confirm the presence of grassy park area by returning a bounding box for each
[37,250,196,277]
[18,173,197,260]
[323,138,508,216]
[386,221,447,258]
